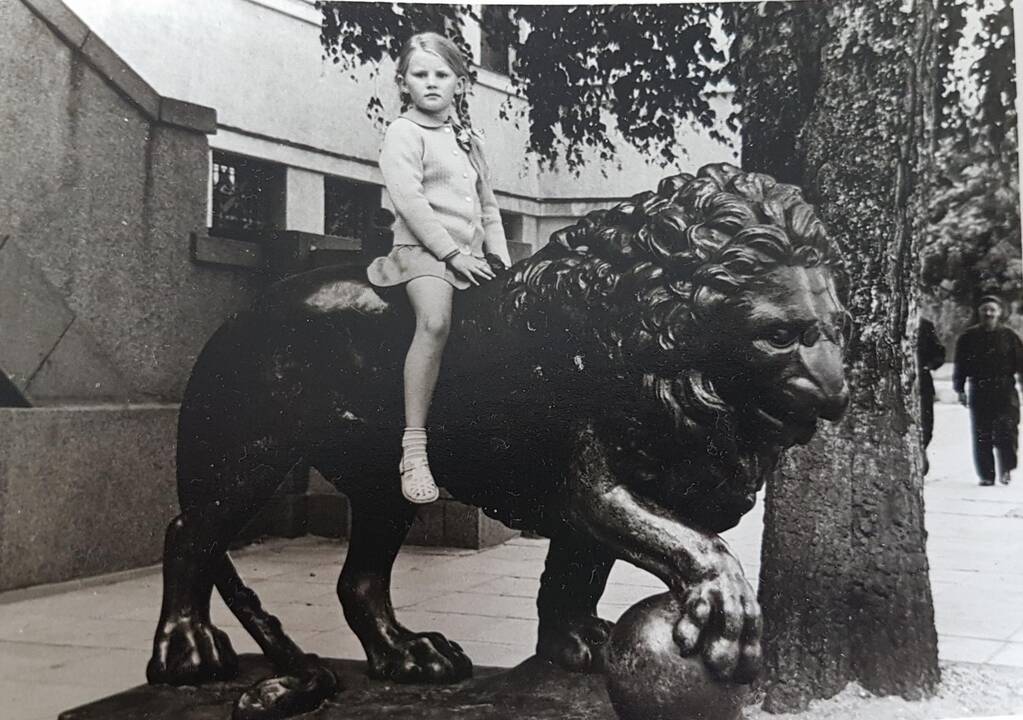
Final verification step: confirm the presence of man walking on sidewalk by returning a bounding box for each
[954,295,1023,486]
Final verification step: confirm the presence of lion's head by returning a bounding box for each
[502,163,849,530]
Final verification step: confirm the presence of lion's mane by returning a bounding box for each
[498,163,844,528]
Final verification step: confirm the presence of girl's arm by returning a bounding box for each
[379,120,461,261]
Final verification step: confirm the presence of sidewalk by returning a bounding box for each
[1,396,1021,720]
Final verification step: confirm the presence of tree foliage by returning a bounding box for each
[316,2,733,172]
[925,0,1019,308]
[316,1,1015,188]
[923,132,1022,305]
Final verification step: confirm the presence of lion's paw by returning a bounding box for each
[366,631,473,684]
[147,616,238,686]
[672,554,762,684]
[537,615,614,673]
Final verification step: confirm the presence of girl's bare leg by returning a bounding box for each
[404,276,454,426]
[400,276,453,503]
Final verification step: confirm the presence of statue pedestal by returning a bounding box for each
[59,655,618,720]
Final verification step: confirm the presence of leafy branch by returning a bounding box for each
[316,2,735,174]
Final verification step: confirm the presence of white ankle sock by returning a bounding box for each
[402,427,428,466]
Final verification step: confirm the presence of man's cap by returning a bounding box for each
[977,295,1003,308]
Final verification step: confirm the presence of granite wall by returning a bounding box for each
[0,0,261,590]
[0,0,260,404]
[0,407,178,592]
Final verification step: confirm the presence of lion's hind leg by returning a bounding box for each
[536,536,617,672]
[326,469,473,684]
[147,456,295,687]
[147,507,240,686]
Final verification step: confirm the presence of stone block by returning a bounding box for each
[159,97,217,135]
[0,405,179,592]
[478,511,522,548]
[191,233,263,270]
[401,499,520,550]
[0,237,74,393]
[444,501,484,548]
[307,467,336,494]
[79,32,160,119]
[304,469,349,539]
[25,316,133,403]
[444,501,520,549]
[310,233,364,271]
[405,501,446,546]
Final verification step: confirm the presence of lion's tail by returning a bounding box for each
[213,554,305,667]
[213,555,339,719]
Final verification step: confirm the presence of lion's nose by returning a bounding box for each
[795,340,849,421]
[820,382,850,421]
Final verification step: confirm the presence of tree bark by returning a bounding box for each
[737,1,941,712]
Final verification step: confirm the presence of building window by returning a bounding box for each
[324,176,381,239]
[480,5,513,75]
[210,151,284,242]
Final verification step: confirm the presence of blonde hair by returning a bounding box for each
[395,32,487,176]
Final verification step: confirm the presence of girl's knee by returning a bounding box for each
[415,312,451,341]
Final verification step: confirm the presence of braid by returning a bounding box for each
[455,92,473,135]
[454,91,489,180]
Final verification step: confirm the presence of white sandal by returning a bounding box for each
[400,457,440,504]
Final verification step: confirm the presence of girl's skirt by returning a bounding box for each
[366,234,485,292]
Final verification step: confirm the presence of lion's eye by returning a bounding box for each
[766,328,799,348]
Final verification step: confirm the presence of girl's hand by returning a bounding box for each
[447,253,495,285]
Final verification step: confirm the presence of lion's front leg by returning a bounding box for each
[566,427,762,684]
[535,536,616,672]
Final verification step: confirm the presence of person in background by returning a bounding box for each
[918,318,945,475]
[953,296,1023,486]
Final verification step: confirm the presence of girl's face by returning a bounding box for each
[400,49,464,119]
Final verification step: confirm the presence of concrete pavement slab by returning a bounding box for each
[989,642,1023,667]
[937,635,1005,664]
[411,591,539,620]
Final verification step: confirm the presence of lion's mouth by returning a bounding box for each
[754,406,817,445]
[643,372,819,448]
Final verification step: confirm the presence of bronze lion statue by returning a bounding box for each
[147,163,849,717]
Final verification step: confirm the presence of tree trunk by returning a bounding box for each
[737,1,941,712]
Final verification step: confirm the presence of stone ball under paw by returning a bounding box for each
[605,593,750,720]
